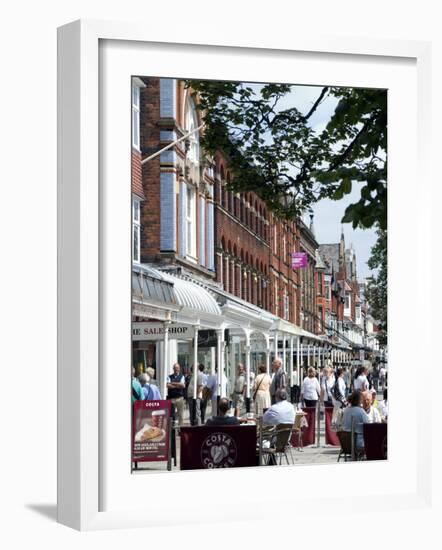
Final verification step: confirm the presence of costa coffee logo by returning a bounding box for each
[200,432,237,468]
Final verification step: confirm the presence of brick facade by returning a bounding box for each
[133,76,328,335]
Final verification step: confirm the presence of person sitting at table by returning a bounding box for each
[342,390,370,451]
[361,390,381,423]
[206,398,240,426]
[262,388,295,426]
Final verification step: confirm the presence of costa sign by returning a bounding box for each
[200,432,238,468]
[132,322,194,341]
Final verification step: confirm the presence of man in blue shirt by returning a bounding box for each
[262,388,295,425]
[139,373,162,400]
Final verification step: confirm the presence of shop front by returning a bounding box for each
[132,267,225,399]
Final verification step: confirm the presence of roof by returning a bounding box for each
[149,268,222,317]
[315,249,326,270]
[132,265,177,307]
[318,244,340,274]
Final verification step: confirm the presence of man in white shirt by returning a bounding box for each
[262,388,295,426]
[206,369,218,417]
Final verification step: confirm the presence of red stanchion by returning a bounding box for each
[324,407,340,446]
[291,407,316,447]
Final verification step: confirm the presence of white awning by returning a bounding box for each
[148,268,223,328]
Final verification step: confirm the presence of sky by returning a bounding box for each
[249,82,379,280]
[291,85,377,279]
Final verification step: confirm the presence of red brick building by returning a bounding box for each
[133,76,329,339]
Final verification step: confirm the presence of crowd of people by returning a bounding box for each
[131,359,388,443]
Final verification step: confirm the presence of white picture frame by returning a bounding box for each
[57,19,433,531]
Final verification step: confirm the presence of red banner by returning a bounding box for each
[132,400,171,462]
[324,407,340,446]
[291,407,316,447]
[180,425,257,470]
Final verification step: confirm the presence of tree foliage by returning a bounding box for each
[365,228,387,345]
[186,80,387,229]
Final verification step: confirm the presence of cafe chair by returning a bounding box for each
[289,412,307,454]
[261,423,293,466]
[337,422,365,462]
[336,431,353,462]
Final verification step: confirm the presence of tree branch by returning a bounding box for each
[302,87,329,121]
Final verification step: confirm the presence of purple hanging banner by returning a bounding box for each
[291,252,308,269]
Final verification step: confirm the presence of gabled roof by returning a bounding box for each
[315,249,326,270]
[318,243,340,274]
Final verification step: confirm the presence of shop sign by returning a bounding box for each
[291,252,308,269]
[132,400,171,462]
[132,322,194,340]
[132,303,176,321]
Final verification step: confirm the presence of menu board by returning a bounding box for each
[132,400,171,462]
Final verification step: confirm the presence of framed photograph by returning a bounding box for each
[57,19,432,530]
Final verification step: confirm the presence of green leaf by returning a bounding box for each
[342,177,352,195]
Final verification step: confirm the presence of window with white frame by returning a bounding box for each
[132,197,141,263]
[185,98,200,165]
[186,185,196,258]
[274,278,279,316]
[132,82,141,150]
[283,288,289,320]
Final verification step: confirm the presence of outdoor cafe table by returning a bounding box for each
[363,422,388,460]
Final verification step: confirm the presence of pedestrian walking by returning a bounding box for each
[166,362,185,426]
[253,365,271,416]
[320,365,335,408]
[301,367,320,408]
[269,357,287,405]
